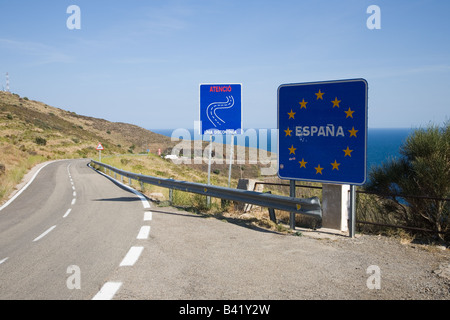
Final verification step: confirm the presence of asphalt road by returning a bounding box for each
[0,159,147,299]
[0,159,448,302]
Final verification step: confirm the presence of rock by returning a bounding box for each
[234,179,264,212]
[149,192,165,201]
[433,263,450,280]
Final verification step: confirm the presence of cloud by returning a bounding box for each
[0,38,74,66]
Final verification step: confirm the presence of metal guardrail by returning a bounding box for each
[90,160,322,219]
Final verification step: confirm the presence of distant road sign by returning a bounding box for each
[199,84,242,135]
[278,79,368,185]
[96,143,104,151]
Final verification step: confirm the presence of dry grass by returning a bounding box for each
[0,142,46,202]
[0,91,176,204]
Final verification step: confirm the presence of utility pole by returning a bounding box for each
[6,72,10,92]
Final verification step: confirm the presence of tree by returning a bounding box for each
[365,122,450,241]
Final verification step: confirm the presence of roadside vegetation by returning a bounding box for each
[0,91,175,205]
[362,122,450,242]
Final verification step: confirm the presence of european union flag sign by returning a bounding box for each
[199,84,242,135]
[278,79,368,185]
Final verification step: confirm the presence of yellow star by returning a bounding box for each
[288,145,296,154]
[315,89,325,100]
[348,126,358,137]
[331,160,340,170]
[314,164,323,175]
[343,146,353,157]
[331,97,341,108]
[288,109,296,119]
[284,127,292,136]
[345,107,355,118]
[299,99,308,109]
[299,158,307,168]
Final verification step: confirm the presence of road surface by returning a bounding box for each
[0,159,147,299]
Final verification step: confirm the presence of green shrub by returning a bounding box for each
[365,122,450,241]
[34,137,47,146]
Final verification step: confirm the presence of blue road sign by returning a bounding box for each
[199,84,242,135]
[278,79,368,185]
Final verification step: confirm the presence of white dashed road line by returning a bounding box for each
[119,246,144,267]
[144,211,152,221]
[33,225,57,242]
[90,164,153,300]
[91,282,123,300]
[136,226,151,240]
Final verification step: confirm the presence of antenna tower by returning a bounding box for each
[6,72,10,92]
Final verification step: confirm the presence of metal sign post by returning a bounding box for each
[290,180,296,230]
[207,135,212,207]
[96,143,104,162]
[349,185,356,238]
[227,134,234,188]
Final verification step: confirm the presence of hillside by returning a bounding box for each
[0,91,177,202]
[0,91,277,205]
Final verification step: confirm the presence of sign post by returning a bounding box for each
[278,79,368,235]
[96,143,104,162]
[199,84,243,206]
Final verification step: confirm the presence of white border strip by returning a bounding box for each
[0,161,56,212]
[88,163,150,209]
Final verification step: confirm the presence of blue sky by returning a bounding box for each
[0,0,449,130]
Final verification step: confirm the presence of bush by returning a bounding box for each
[365,122,450,241]
[34,137,47,146]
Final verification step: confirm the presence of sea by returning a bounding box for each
[150,127,413,174]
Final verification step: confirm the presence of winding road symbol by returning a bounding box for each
[206,95,235,128]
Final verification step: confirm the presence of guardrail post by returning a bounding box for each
[264,191,277,223]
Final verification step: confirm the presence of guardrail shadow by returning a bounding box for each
[149,205,285,236]
[93,196,143,203]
